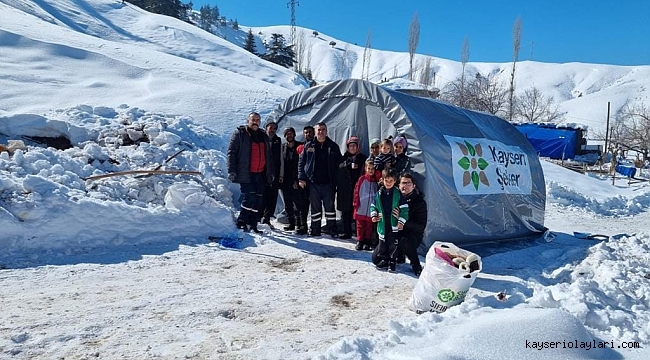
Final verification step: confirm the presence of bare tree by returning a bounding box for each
[305,42,313,76]
[509,16,523,121]
[361,29,373,81]
[293,29,307,73]
[408,12,420,81]
[441,72,508,116]
[418,57,434,87]
[460,36,470,108]
[469,72,509,116]
[612,101,650,160]
[334,45,355,80]
[515,87,566,123]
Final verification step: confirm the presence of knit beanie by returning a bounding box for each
[370,138,381,151]
[346,136,360,147]
[393,135,407,151]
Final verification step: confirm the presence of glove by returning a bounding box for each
[228,173,237,183]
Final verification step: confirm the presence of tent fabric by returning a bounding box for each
[267,79,546,248]
[514,123,580,160]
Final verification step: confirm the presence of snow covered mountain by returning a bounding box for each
[1,0,649,135]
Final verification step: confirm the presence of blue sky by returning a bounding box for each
[193,0,649,66]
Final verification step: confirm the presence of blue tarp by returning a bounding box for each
[515,124,580,160]
[616,165,636,178]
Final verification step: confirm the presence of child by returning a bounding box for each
[368,138,381,161]
[393,135,412,177]
[373,138,396,172]
[370,169,409,272]
[353,159,378,251]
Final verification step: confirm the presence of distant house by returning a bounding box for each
[378,78,440,99]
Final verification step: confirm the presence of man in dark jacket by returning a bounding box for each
[279,127,303,232]
[337,136,367,239]
[227,112,273,233]
[298,122,343,237]
[295,126,314,235]
[261,121,282,225]
[397,173,426,276]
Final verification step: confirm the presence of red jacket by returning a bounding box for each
[353,173,378,221]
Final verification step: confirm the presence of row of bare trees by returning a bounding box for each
[291,13,650,162]
[440,71,566,123]
[606,101,650,161]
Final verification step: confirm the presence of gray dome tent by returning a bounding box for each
[268,79,546,247]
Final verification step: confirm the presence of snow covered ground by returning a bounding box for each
[1,104,649,360]
[2,1,650,359]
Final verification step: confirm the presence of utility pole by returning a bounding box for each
[287,0,299,44]
[604,101,611,157]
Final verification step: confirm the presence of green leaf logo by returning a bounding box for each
[478,158,489,170]
[465,140,475,156]
[455,140,490,190]
[458,157,470,170]
[438,289,455,303]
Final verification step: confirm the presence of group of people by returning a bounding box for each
[227,112,425,276]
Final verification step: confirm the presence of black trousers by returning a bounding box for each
[262,184,279,221]
[372,232,399,265]
[298,186,309,224]
[341,210,353,236]
[281,184,301,222]
[308,183,336,233]
[398,235,422,268]
[237,173,265,226]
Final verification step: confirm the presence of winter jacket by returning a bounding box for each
[268,134,282,186]
[298,137,342,187]
[393,153,412,177]
[370,187,408,240]
[401,188,427,241]
[337,151,368,211]
[353,172,378,221]
[279,141,303,186]
[227,125,273,184]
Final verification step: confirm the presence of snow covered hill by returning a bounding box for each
[0,0,304,133]
[1,0,649,135]
[252,25,650,136]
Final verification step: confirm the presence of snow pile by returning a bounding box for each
[541,159,650,216]
[0,105,235,262]
[531,233,650,343]
[320,307,619,360]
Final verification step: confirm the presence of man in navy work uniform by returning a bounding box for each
[298,122,343,237]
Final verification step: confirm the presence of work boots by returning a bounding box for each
[283,219,296,231]
[295,217,308,235]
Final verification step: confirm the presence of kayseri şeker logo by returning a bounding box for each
[456,140,489,190]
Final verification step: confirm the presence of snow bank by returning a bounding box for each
[0,105,236,264]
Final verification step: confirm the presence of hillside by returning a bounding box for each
[253,25,650,136]
[1,0,649,136]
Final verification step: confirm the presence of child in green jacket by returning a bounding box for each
[370,169,409,272]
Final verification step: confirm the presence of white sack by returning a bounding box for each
[408,241,482,313]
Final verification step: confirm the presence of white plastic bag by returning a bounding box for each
[408,241,482,313]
